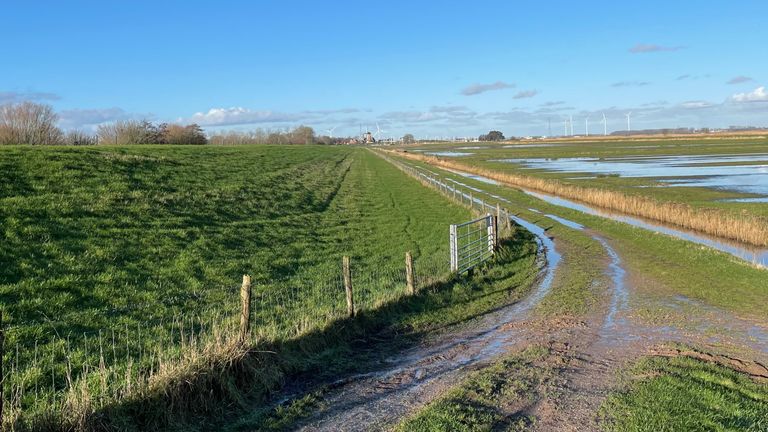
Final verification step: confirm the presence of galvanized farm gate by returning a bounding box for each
[450,213,497,274]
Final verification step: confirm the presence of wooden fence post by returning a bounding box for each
[343,256,355,317]
[239,275,252,343]
[405,251,415,295]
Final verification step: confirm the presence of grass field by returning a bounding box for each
[1,144,503,428]
[602,352,768,431]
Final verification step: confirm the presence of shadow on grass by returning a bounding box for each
[21,230,538,432]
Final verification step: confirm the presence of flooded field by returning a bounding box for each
[493,153,768,197]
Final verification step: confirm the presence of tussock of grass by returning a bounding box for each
[601,352,768,431]
[391,151,768,247]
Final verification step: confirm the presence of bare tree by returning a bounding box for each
[97,120,157,145]
[64,129,98,145]
[0,102,64,145]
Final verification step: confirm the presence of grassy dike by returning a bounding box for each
[0,145,544,431]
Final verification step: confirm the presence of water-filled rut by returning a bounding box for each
[293,214,562,431]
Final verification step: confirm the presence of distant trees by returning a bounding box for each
[479,130,505,141]
[0,102,64,145]
[64,130,98,146]
[402,133,415,144]
[97,120,207,145]
[208,126,325,145]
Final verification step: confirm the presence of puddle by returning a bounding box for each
[596,237,630,338]
[721,197,768,203]
[456,146,488,150]
[492,153,768,197]
[524,190,768,267]
[544,214,584,230]
[442,167,500,185]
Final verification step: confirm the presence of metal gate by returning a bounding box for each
[450,214,497,274]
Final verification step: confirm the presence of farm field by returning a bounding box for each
[1,145,544,429]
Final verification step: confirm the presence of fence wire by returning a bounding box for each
[1,152,517,427]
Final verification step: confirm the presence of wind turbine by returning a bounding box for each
[602,113,608,136]
[375,123,387,141]
[326,126,337,138]
[625,112,632,132]
[569,115,574,136]
[585,115,590,137]
[563,119,568,136]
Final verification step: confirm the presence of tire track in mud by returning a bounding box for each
[292,212,563,431]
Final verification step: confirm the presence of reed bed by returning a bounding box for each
[389,150,768,247]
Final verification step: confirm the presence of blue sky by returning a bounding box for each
[2,0,767,137]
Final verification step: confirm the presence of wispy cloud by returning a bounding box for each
[727,76,753,85]
[680,100,714,109]
[731,86,768,103]
[629,43,685,54]
[461,81,514,96]
[58,107,149,129]
[513,90,539,99]
[611,81,651,88]
[540,101,565,107]
[0,90,61,104]
[185,107,305,126]
[676,74,691,80]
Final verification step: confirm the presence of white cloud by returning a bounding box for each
[58,107,148,130]
[185,107,305,126]
[731,86,768,103]
[680,100,714,109]
[461,81,514,96]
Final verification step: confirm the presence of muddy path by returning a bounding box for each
[289,215,563,431]
[281,159,767,431]
[417,165,768,431]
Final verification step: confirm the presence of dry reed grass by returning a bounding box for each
[389,150,768,247]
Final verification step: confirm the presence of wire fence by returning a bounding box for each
[0,152,516,429]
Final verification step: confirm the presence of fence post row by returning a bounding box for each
[239,275,252,343]
[343,256,355,317]
[405,251,415,295]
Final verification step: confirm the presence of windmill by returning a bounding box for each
[326,126,337,138]
[585,115,590,136]
[563,119,568,136]
[625,112,632,132]
[602,113,608,136]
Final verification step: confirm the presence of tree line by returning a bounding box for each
[0,102,335,146]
